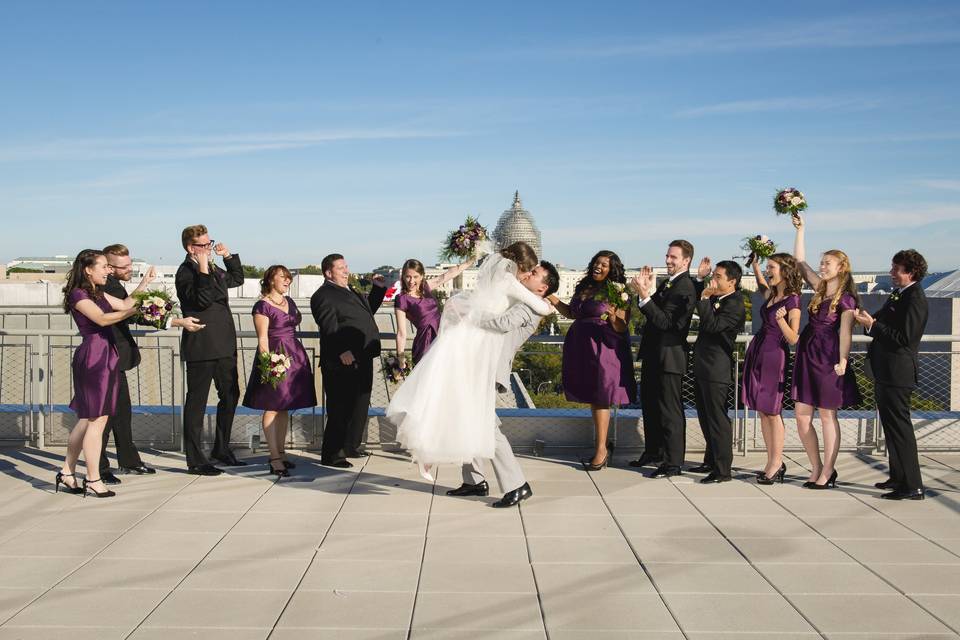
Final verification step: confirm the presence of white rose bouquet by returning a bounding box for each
[595,280,631,322]
[257,346,292,389]
[774,187,807,225]
[740,235,777,265]
[131,289,177,329]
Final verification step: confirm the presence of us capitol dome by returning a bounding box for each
[493,191,542,259]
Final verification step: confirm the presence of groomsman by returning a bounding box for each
[176,225,246,475]
[99,244,205,483]
[629,240,697,478]
[690,261,746,483]
[854,249,929,500]
[311,254,387,468]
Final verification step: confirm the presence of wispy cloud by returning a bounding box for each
[676,96,880,119]
[0,128,463,162]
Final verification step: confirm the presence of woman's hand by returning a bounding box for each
[792,212,804,230]
[775,306,787,321]
[834,358,847,376]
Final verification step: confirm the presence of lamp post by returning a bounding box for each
[517,368,531,386]
[537,381,553,394]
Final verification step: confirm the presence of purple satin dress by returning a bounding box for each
[242,298,318,411]
[68,289,119,418]
[562,296,637,406]
[394,284,442,364]
[792,292,862,409]
[742,295,800,415]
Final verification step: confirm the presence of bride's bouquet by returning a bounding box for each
[440,216,489,262]
[382,352,412,384]
[132,289,177,329]
[774,187,807,224]
[595,281,630,322]
[257,346,292,389]
[740,235,777,266]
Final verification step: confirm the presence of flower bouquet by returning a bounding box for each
[257,346,292,389]
[440,216,488,262]
[740,235,777,266]
[382,352,412,384]
[132,289,177,329]
[774,187,807,225]
[595,280,630,322]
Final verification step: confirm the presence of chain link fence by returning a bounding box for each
[0,344,34,444]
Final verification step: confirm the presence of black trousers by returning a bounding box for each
[183,356,239,468]
[641,364,685,468]
[321,360,373,461]
[99,371,143,473]
[876,382,923,491]
[694,378,733,477]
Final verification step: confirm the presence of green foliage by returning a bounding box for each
[513,343,562,394]
[242,264,264,278]
[296,265,324,275]
[528,392,586,409]
[7,267,43,273]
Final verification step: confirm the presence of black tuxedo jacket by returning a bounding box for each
[637,272,696,375]
[866,283,928,388]
[175,253,244,362]
[103,275,140,371]
[693,291,746,384]
[310,281,387,369]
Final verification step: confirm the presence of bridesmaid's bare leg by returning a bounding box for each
[276,411,289,460]
[590,406,610,466]
[62,418,87,488]
[818,408,840,484]
[262,411,284,472]
[82,416,109,492]
[794,402,822,482]
[769,412,786,475]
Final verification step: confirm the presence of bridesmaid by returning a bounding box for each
[742,253,802,484]
[242,265,317,477]
[549,250,637,470]
[59,249,145,498]
[394,257,475,365]
[791,215,861,489]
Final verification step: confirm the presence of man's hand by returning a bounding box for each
[141,265,157,286]
[371,274,387,288]
[197,250,210,274]
[697,257,712,280]
[174,317,206,332]
[853,308,874,331]
[214,242,231,258]
[633,266,654,299]
[701,286,719,300]
[340,351,357,366]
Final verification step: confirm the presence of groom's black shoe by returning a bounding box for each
[628,452,662,468]
[446,481,489,497]
[320,457,353,469]
[492,482,532,508]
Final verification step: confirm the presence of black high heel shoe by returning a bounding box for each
[268,458,290,478]
[282,459,296,470]
[581,451,610,471]
[806,469,838,490]
[757,462,787,485]
[82,477,116,498]
[55,471,83,495]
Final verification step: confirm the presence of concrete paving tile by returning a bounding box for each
[603,497,700,516]
[833,539,960,565]
[541,592,679,631]
[591,479,685,498]
[709,514,818,538]
[801,515,922,539]
[226,510,335,535]
[427,494,498,513]
[205,533,320,560]
[161,486,268,512]
[0,530,111,557]
[423,535,529,564]
[7,587,168,627]
[248,489,346,513]
[410,630,545,640]
[533,562,654,594]
[628,537,746,564]
[317,533,425,562]
[821,634,959,640]
[299,560,421,592]
[869,563,960,595]
[867,495,960,518]
[663,593,815,632]
[518,480,600,497]
[0,626,131,640]
[29,508,151,532]
[911,595,960,632]
[180,557,310,591]
[418,561,536,593]
[677,481,769,498]
[277,590,415,628]
[889,518,960,540]
[59,557,197,590]
[516,496,609,515]
[327,512,427,537]
[616,515,721,538]
[99,531,223,560]
[755,562,897,594]
[128,629,270,640]
[340,493,432,515]
[272,630,405,640]
[548,632,683,640]
[412,592,543,630]
[936,538,960,556]
[732,537,856,564]
[684,635,820,640]
[142,589,291,628]
[645,562,777,593]
[0,588,44,624]
[427,512,524,537]
[135,510,240,533]
[789,594,954,634]
[522,514,620,537]
[776,497,880,517]
[690,497,792,517]
[0,556,84,589]
[528,536,636,564]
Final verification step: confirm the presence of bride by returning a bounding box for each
[386,241,552,479]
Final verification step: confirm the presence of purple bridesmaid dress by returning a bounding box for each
[792,292,862,409]
[68,289,119,418]
[394,283,442,364]
[242,298,318,411]
[561,296,637,405]
[741,295,800,415]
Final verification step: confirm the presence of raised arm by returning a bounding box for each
[73,297,138,327]
[792,214,821,289]
[546,294,574,319]
[176,263,217,311]
[751,259,771,297]
[429,256,476,288]
[221,253,245,288]
[506,277,551,316]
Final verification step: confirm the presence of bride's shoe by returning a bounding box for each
[417,462,434,482]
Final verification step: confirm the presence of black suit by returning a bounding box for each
[692,291,746,477]
[175,253,245,467]
[865,283,929,492]
[98,275,145,474]
[637,272,696,469]
[310,280,387,461]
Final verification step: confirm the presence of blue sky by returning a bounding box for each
[1,1,958,272]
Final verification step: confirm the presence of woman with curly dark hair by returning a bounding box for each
[549,250,637,470]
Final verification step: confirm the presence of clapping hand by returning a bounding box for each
[697,257,712,280]
[853,308,874,331]
[629,266,655,299]
[214,242,231,258]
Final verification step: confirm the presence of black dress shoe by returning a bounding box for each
[492,482,532,508]
[213,455,247,467]
[649,464,682,479]
[700,472,732,484]
[320,457,353,469]
[119,465,156,475]
[342,449,369,459]
[101,471,122,485]
[880,488,925,500]
[446,481,489,497]
[688,464,713,474]
[628,452,662,468]
[874,479,897,490]
[187,464,223,476]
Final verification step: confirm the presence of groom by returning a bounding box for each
[446,260,560,508]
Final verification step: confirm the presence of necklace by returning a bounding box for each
[266,294,285,307]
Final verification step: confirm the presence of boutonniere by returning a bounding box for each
[890,291,901,302]
[664,280,672,290]
[713,301,721,310]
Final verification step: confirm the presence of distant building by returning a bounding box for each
[493,191,542,259]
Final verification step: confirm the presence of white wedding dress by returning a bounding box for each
[386,253,551,467]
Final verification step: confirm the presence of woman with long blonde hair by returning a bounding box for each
[791,215,861,489]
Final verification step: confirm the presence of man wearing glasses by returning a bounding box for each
[99,244,205,483]
[176,225,246,475]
